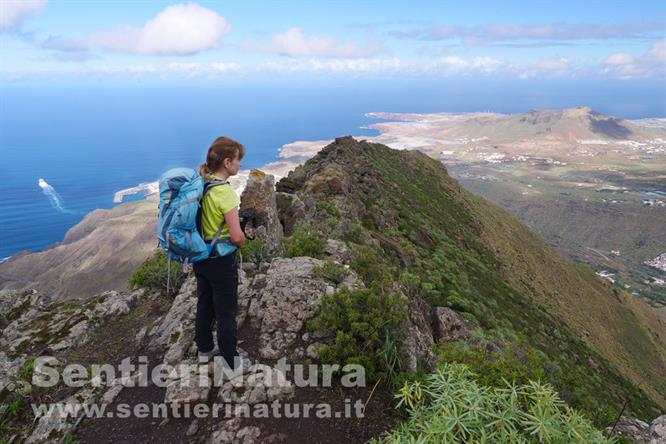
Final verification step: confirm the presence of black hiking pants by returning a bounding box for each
[193,251,238,368]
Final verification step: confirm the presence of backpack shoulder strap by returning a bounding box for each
[200,178,232,246]
[202,178,229,199]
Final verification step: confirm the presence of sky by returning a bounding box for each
[0,0,665,84]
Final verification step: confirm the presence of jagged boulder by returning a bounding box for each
[610,416,650,442]
[606,415,665,443]
[164,360,214,405]
[239,170,283,257]
[208,418,262,444]
[399,292,437,373]
[149,277,199,364]
[241,256,363,361]
[274,192,307,236]
[431,306,473,343]
[649,415,666,443]
[648,415,666,444]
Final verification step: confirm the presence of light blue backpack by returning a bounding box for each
[156,168,238,270]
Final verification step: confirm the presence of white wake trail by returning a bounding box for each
[38,178,74,214]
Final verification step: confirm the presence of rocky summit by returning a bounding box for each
[0,136,664,443]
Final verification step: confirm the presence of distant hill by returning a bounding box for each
[365,107,666,308]
[0,198,158,300]
[370,106,666,144]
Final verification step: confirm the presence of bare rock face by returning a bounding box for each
[240,170,284,258]
[0,287,149,444]
[649,415,666,443]
[606,416,651,443]
[275,192,307,236]
[0,288,143,395]
[25,387,99,444]
[241,256,363,361]
[399,292,437,373]
[605,414,666,443]
[149,277,198,365]
[323,239,353,263]
[431,306,473,343]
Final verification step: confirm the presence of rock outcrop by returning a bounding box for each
[0,286,152,443]
[241,256,362,361]
[239,170,284,257]
[431,306,473,343]
[607,415,666,443]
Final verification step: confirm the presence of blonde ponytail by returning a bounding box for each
[198,162,210,179]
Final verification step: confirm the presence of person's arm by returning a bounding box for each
[224,207,246,247]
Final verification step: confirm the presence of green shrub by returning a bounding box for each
[312,261,350,285]
[436,340,547,389]
[342,222,367,244]
[325,216,338,228]
[62,432,78,444]
[315,201,340,218]
[129,249,183,293]
[306,287,407,383]
[0,397,21,425]
[348,245,392,288]
[370,362,613,444]
[378,327,405,390]
[17,356,36,382]
[282,225,326,259]
[240,237,265,263]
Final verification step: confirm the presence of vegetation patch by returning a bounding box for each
[370,362,613,443]
[128,249,184,294]
[282,224,326,259]
[307,286,407,383]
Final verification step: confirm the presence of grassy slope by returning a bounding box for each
[467,191,666,407]
[282,138,666,421]
[450,163,666,306]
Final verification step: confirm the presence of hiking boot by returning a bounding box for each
[198,344,219,360]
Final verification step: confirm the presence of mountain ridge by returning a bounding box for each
[273,136,666,412]
[1,135,664,443]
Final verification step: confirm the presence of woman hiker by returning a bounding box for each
[195,136,250,371]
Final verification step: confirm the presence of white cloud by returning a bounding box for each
[211,62,241,72]
[603,52,635,65]
[59,62,242,80]
[49,2,229,56]
[439,56,467,68]
[243,27,384,58]
[309,57,401,72]
[533,57,570,71]
[645,38,666,64]
[255,57,401,73]
[601,38,666,79]
[167,62,202,72]
[437,55,503,74]
[0,0,47,31]
[516,57,571,79]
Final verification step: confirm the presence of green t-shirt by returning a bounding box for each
[201,175,240,240]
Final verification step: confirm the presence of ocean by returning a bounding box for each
[1,77,665,260]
